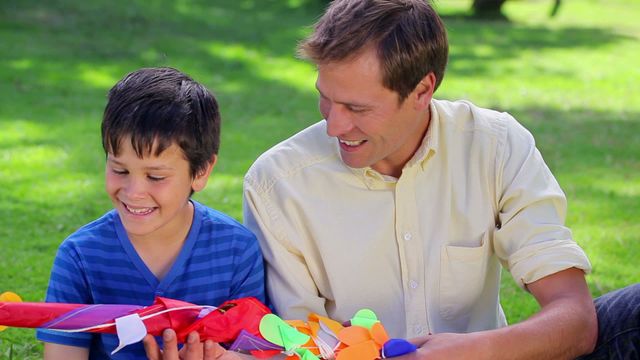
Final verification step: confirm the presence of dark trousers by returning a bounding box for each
[577,283,640,359]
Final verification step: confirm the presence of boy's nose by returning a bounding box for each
[124,178,147,199]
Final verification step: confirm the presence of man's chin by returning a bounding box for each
[339,155,369,169]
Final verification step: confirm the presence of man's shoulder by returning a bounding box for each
[245,121,338,190]
[434,99,510,129]
[433,99,531,143]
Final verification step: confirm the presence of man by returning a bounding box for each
[242,0,598,358]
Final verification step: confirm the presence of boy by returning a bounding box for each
[36,67,266,359]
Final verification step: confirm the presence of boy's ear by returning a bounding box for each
[412,72,436,111]
[192,155,217,193]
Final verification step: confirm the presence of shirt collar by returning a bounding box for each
[405,101,439,170]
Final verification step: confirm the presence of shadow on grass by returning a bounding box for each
[0,0,328,176]
[443,18,635,79]
[512,107,640,175]
[1,0,634,173]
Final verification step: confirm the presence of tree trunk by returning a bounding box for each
[472,0,507,19]
[550,0,562,17]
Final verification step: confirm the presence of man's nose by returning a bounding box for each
[325,105,354,137]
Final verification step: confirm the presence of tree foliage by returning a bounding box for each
[472,0,507,19]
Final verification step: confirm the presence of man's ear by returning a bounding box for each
[192,155,217,193]
[413,72,436,111]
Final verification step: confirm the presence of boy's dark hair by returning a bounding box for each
[298,0,449,101]
[102,67,220,178]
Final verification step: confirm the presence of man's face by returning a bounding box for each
[316,47,432,177]
[105,138,211,243]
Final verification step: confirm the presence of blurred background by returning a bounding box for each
[1,0,638,357]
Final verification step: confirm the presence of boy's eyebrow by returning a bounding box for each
[144,165,175,171]
[107,158,175,171]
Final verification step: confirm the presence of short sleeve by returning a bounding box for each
[228,229,267,304]
[36,243,94,348]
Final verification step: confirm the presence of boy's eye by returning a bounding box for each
[147,175,166,182]
[112,168,128,175]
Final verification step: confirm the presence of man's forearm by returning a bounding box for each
[481,293,597,359]
[406,268,597,360]
[477,267,597,359]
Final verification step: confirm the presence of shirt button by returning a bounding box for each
[403,232,412,241]
[409,280,418,289]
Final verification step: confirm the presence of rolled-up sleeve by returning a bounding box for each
[493,117,591,289]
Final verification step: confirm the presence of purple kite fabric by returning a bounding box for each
[42,304,143,329]
[228,329,284,352]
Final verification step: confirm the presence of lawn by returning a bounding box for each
[1,0,638,357]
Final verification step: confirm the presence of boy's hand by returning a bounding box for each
[143,329,238,359]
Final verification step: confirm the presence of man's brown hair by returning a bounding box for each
[298,0,448,100]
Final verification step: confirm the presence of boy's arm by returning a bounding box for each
[44,342,89,360]
[37,244,95,348]
[227,230,266,303]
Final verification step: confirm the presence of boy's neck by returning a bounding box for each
[128,201,195,280]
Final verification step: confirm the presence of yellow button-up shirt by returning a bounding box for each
[243,99,591,338]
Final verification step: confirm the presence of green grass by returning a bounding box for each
[1,0,638,357]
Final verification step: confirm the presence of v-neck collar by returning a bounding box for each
[113,201,202,294]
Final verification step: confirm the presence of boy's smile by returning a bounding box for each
[105,138,211,244]
[123,204,156,215]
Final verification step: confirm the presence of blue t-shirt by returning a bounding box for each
[36,201,266,359]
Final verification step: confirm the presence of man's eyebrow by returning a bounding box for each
[315,83,370,108]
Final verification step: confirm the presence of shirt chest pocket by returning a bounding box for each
[439,231,492,320]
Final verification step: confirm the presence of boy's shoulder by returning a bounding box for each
[53,210,122,265]
[62,210,119,246]
[193,201,254,238]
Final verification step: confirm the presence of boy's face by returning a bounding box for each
[105,137,213,243]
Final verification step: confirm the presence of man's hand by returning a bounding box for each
[143,329,240,360]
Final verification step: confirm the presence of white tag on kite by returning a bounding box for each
[111,313,147,355]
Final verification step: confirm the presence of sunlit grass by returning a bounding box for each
[205,42,315,92]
